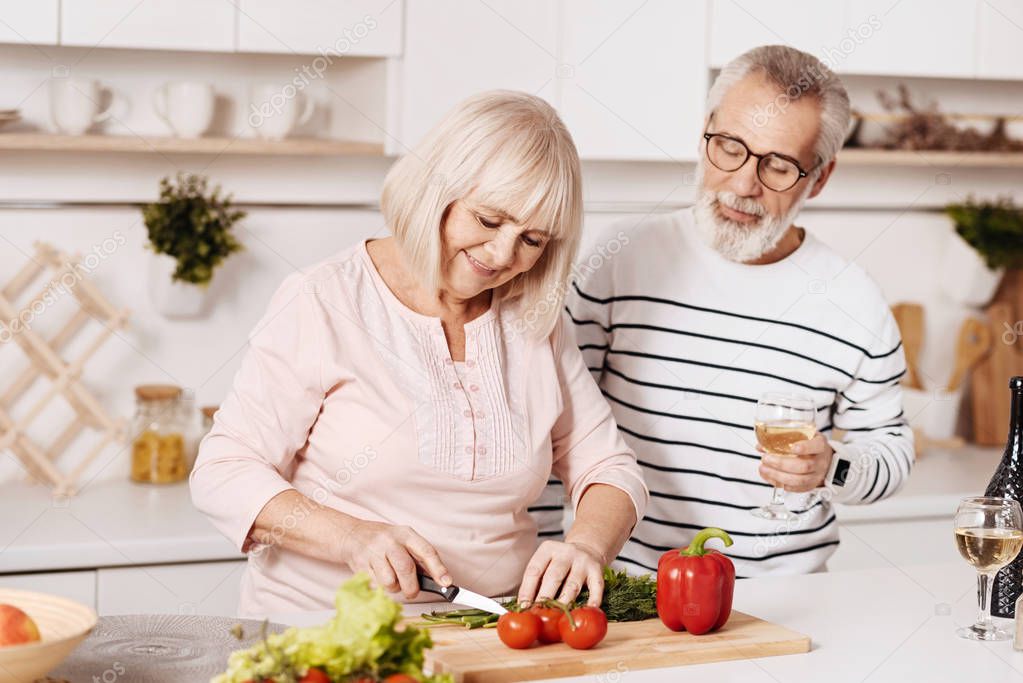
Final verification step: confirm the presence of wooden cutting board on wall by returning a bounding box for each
[972,270,1023,445]
[421,611,810,682]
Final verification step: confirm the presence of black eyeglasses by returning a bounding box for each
[703,132,813,192]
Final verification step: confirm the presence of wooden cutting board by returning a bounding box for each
[420,611,810,682]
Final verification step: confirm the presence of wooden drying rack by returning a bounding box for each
[0,242,129,496]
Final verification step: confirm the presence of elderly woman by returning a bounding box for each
[190,90,647,617]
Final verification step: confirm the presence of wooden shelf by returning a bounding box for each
[2,134,1020,167]
[839,148,1023,168]
[0,133,385,157]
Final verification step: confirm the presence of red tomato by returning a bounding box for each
[383,676,419,683]
[496,611,541,649]
[557,606,608,650]
[528,605,563,644]
[299,668,330,683]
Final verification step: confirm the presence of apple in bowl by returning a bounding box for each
[0,604,42,647]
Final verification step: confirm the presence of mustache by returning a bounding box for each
[712,192,767,218]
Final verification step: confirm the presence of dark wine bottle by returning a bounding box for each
[986,376,1023,618]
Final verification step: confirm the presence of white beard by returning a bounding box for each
[692,161,814,263]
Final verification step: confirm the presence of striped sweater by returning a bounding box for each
[530,208,914,578]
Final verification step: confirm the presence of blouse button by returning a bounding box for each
[478,446,487,455]
[452,382,462,390]
[463,409,472,418]
[465,446,473,454]
[469,384,479,392]
[465,359,476,368]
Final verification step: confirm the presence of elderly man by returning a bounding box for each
[531,45,913,577]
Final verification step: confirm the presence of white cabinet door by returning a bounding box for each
[560,0,707,161]
[237,0,403,56]
[393,0,559,154]
[96,561,246,617]
[0,570,96,608]
[839,0,976,78]
[977,0,1023,80]
[0,1,58,45]
[61,0,235,52]
[708,0,846,69]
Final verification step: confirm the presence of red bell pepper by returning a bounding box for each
[656,527,735,635]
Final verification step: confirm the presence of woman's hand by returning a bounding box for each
[517,540,605,607]
[338,520,452,599]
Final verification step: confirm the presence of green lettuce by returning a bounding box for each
[212,574,453,683]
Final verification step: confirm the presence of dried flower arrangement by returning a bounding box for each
[848,85,1023,152]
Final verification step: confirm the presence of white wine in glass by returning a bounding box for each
[955,528,1023,573]
[754,421,817,455]
[751,392,817,522]
[954,497,1023,641]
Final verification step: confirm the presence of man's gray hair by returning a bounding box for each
[706,45,851,168]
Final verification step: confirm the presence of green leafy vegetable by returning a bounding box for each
[213,574,452,683]
[576,567,658,622]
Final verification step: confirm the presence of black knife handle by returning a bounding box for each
[417,571,459,601]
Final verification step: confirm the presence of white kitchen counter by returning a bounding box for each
[273,562,1023,683]
[0,478,241,574]
[0,444,1002,574]
[836,444,1002,522]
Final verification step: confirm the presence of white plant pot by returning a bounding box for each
[939,230,1004,307]
[902,386,962,442]
[148,252,207,318]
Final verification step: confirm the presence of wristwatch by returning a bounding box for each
[826,440,852,488]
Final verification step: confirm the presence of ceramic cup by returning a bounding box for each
[248,82,315,140]
[49,77,119,135]
[153,81,215,138]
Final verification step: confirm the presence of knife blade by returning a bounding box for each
[416,571,508,615]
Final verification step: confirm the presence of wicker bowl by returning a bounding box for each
[0,588,97,683]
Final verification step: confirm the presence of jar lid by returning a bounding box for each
[135,384,183,401]
[201,405,218,419]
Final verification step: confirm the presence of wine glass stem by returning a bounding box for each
[770,486,786,507]
[977,571,995,631]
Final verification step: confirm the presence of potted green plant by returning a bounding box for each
[142,172,245,317]
[942,197,1023,307]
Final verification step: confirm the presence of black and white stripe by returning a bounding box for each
[530,209,913,578]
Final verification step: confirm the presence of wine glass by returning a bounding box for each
[954,496,1023,641]
[751,392,817,521]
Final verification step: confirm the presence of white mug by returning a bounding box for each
[248,83,315,140]
[49,77,118,135]
[153,81,215,139]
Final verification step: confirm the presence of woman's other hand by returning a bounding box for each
[517,540,605,607]
[338,520,452,599]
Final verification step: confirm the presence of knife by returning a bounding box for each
[416,571,508,615]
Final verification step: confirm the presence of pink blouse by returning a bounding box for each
[190,240,647,617]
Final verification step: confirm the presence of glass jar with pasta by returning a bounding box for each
[130,384,191,484]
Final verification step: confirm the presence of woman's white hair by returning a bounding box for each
[706,45,850,168]
[381,90,583,339]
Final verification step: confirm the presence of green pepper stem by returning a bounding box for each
[680,527,734,556]
[543,598,576,630]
